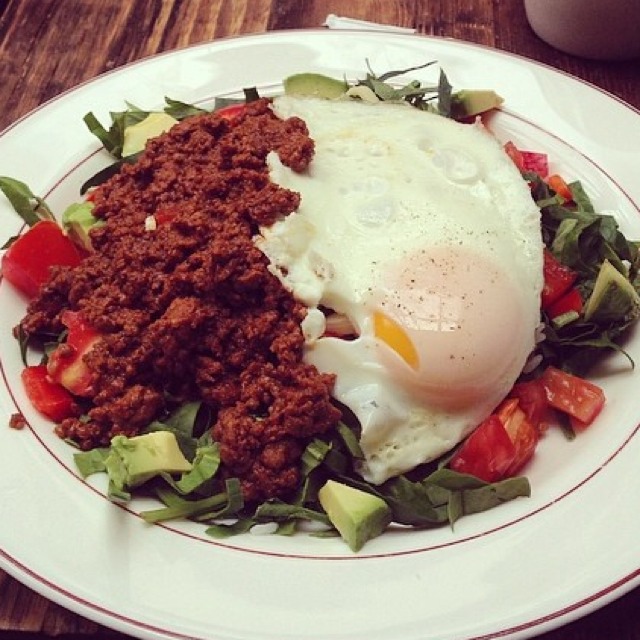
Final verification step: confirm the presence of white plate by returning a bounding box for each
[1,30,640,640]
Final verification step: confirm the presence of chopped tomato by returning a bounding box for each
[449,414,516,482]
[547,174,573,202]
[541,366,605,426]
[47,310,101,397]
[521,151,549,179]
[547,287,583,319]
[1,220,83,298]
[451,366,605,482]
[153,207,179,225]
[214,103,246,122]
[496,398,539,476]
[542,248,578,309]
[508,378,552,432]
[504,141,525,172]
[504,142,549,178]
[21,365,80,422]
[568,415,591,432]
[450,395,542,482]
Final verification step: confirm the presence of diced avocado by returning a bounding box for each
[551,310,580,329]
[345,85,380,103]
[283,73,349,99]
[318,480,392,552]
[450,89,504,119]
[584,259,640,324]
[122,112,178,157]
[106,431,192,491]
[61,201,104,251]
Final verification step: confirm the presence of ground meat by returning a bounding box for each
[20,99,341,503]
[9,412,27,430]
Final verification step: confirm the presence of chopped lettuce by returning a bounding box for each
[529,173,640,374]
[71,412,530,546]
[0,176,56,248]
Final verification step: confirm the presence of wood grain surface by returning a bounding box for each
[1,1,639,639]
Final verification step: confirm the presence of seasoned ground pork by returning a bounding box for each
[20,99,342,502]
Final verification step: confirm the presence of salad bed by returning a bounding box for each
[2,63,639,552]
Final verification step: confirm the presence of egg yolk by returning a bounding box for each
[373,310,419,369]
[374,245,531,409]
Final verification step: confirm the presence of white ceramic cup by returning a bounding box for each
[524,0,640,60]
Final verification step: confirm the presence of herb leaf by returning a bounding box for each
[141,479,242,523]
[0,176,55,229]
[355,61,451,114]
[160,443,221,495]
[163,97,207,120]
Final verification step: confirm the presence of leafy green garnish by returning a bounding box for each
[163,97,208,120]
[355,61,449,113]
[0,177,56,247]
[253,501,330,526]
[17,324,30,367]
[528,173,640,374]
[144,400,208,460]
[160,442,221,495]
[83,102,152,159]
[142,478,243,523]
[205,519,255,539]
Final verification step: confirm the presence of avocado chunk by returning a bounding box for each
[450,89,504,118]
[106,431,192,492]
[584,259,640,324]
[283,73,349,99]
[122,112,178,157]
[318,480,392,552]
[61,201,104,251]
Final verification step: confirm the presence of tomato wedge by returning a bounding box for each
[214,103,247,122]
[520,151,549,179]
[504,141,525,172]
[450,395,541,482]
[47,310,101,397]
[503,141,549,178]
[542,248,578,309]
[21,365,80,422]
[541,366,605,426]
[449,414,516,482]
[2,220,83,298]
[496,398,539,476]
[547,174,573,202]
[508,378,551,432]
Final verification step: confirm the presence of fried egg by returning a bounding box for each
[256,95,543,484]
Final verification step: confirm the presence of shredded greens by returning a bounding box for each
[353,60,453,115]
[6,60,640,550]
[0,177,56,248]
[529,173,640,375]
[74,414,530,536]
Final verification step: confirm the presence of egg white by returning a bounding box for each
[256,95,543,484]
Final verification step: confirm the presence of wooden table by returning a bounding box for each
[0,1,639,639]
